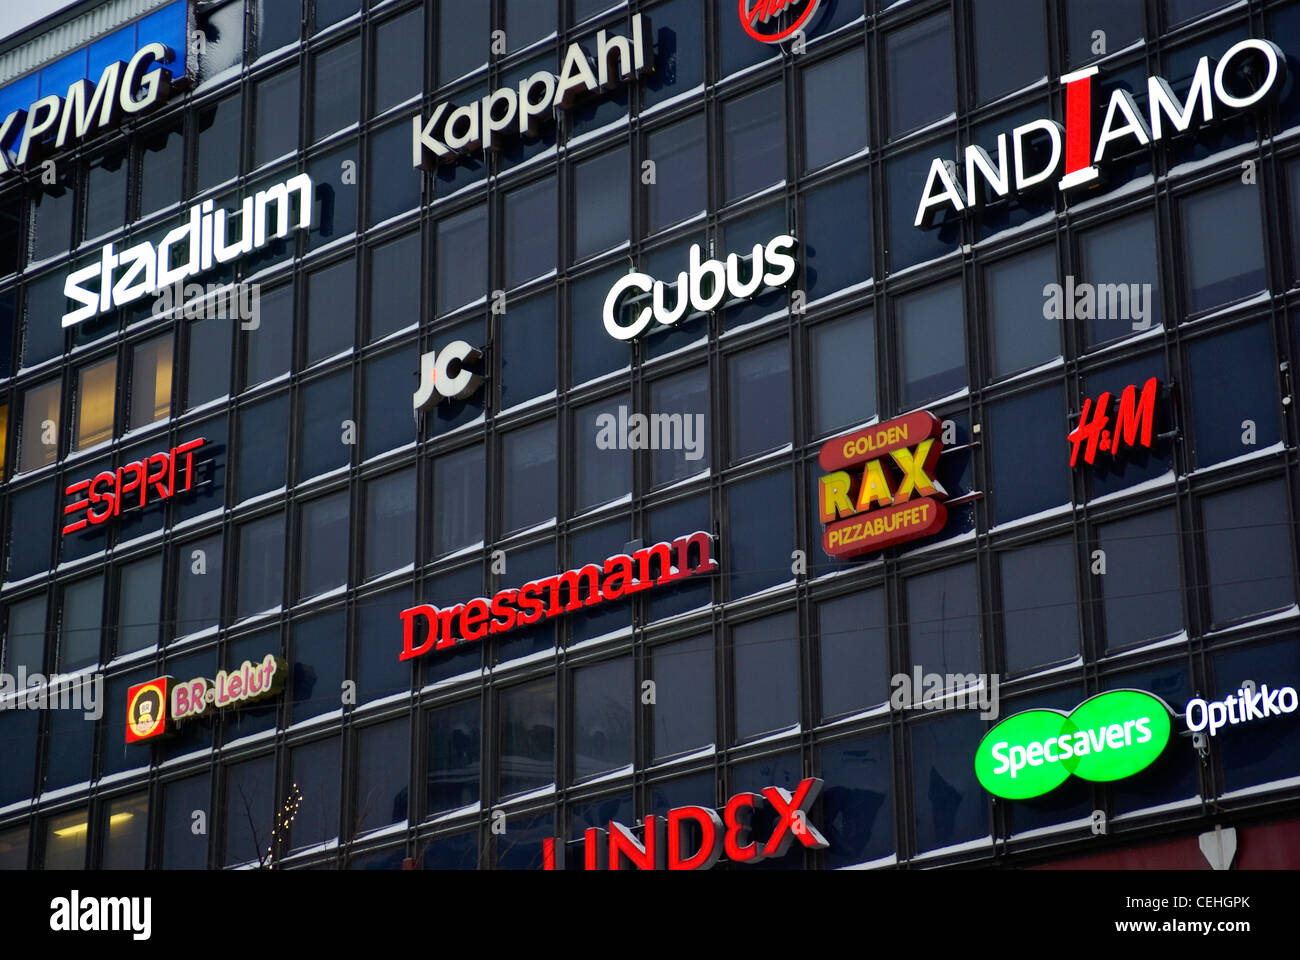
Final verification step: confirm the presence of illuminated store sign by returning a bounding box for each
[399,532,717,661]
[603,236,798,341]
[1186,682,1298,737]
[62,438,208,536]
[413,340,484,416]
[0,0,191,176]
[974,690,1173,800]
[1067,376,1158,469]
[125,654,285,746]
[915,38,1286,228]
[542,778,828,870]
[413,15,649,168]
[739,0,822,44]
[63,173,315,328]
[817,411,948,559]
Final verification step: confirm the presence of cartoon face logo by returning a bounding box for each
[126,678,169,743]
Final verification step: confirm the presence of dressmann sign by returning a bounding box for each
[915,38,1287,227]
[0,0,192,176]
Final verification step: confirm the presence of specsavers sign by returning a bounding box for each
[974,690,1173,800]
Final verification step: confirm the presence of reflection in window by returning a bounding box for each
[222,756,273,867]
[355,719,409,835]
[573,657,633,781]
[651,633,713,760]
[1182,181,1266,314]
[906,563,980,678]
[1186,322,1279,468]
[910,712,987,854]
[83,150,127,241]
[427,697,480,816]
[821,733,894,868]
[820,589,888,720]
[734,611,798,741]
[723,84,784,203]
[364,468,415,579]
[74,358,116,451]
[236,513,285,619]
[1204,480,1295,628]
[1001,538,1079,674]
[988,384,1068,525]
[499,679,555,798]
[803,47,867,171]
[44,808,88,869]
[1212,638,1300,794]
[289,737,341,852]
[886,14,954,139]
[1097,509,1182,652]
[896,279,965,407]
[646,115,706,232]
[130,336,173,429]
[196,95,241,191]
[20,379,60,471]
[501,420,556,534]
[727,470,794,599]
[252,67,300,167]
[987,245,1059,378]
[291,609,345,725]
[729,339,790,463]
[804,172,871,300]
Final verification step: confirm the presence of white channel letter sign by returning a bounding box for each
[603,236,799,341]
[62,173,315,328]
[412,14,649,168]
[413,340,484,415]
[915,38,1287,228]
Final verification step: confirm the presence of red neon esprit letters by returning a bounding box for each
[62,438,207,536]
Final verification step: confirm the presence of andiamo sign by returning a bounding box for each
[916,38,1286,228]
[603,236,798,341]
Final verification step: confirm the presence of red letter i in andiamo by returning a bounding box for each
[1060,67,1099,190]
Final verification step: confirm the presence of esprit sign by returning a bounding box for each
[974,690,1173,800]
[413,15,649,168]
[603,236,798,341]
[62,438,208,536]
[739,0,822,43]
[0,0,191,177]
[63,173,315,328]
[413,340,483,416]
[915,38,1286,228]
[399,532,717,661]
[1068,376,1158,469]
[817,411,948,559]
[543,778,828,870]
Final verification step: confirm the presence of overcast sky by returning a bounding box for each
[0,0,77,45]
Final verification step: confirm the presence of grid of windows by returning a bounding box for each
[0,0,1297,869]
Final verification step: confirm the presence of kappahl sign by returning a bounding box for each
[915,39,1286,227]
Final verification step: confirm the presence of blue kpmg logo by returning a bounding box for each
[0,0,191,176]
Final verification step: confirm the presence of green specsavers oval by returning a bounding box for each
[973,709,1074,800]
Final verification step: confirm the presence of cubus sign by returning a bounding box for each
[399,532,717,661]
[817,411,949,559]
[62,438,208,536]
[915,38,1286,228]
[1068,376,1159,469]
[543,778,828,870]
[125,654,285,746]
[974,690,1174,800]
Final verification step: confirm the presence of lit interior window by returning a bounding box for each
[75,357,117,451]
[19,379,60,471]
[130,336,173,429]
[44,808,88,869]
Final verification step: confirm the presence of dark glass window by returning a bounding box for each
[291,608,345,724]
[354,719,410,835]
[723,83,784,203]
[369,231,420,342]
[299,491,349,600]
[897,278,966,407]
[117,554,161,654]
[504,0,554,50]
[804,171,872,300]
[22,273,68,368]
[501,419,556,534]
[237,392,290,500]
[368,121,420,226]
[433,443,485,556]
[305,257,356,364]
[436,206,487,316]
[504,177,557,289]
[886,13,954,139]
[1077,214,1162,348]
[570,265,628,385]
[0,199,22,278]
[1212,638,1300,794]
[44,698,93,789]
[298,369,352,481]
[822,733,894,868]
[988,384,1069,525]
[803,47,867,171]
[236,513,285,618]
[650,633,714,760]
[495,809,552,870]
[174,534,222,641]
[1182,181,1266,314]
[727,469,795,599]
[0,827,26,870]
[83,150,127,241]
[987,245,1059,378]
[500,292,556,409]
[810,310,875,436]
[1167,0,1233,25]
[29,172,75,262]
[422,831,478,869]
[256,0,299,53]
[59,575,102,671]
[362,347,416,459]
[1066,0,1143,67]
[1001,537,1079,675]
[437,0,488,85]
[372,7,424,114]
[187,314,233,409]
[573,393,632,513]
[8,482,55,581]
[820,588,889,720]
[1187,322,1280,468]
[573,656,633,781]
[0,711,38,806]
[222,756,273,867]
[646,114,706,233]
[716,0,773,77]
[4,594,46,674]
[289,737,341,852]
[734,611,799,741]
[1097,509,1182,652]
[242,283,293,389]
[499,678,555,798]
[196,95,241,192]
[574,148,629,261]
[308,140,359,247]
[364,468,415,579]
[427,697,481,816]
[906,563,980,678]
[729,338,790,463]
[252,67,300,167]
[312,39,361,140]
[1203,480,1295,627]
[644,0,704,109]
[973,0,1047,104]
[649,366,709,485]
[910,711,988,853]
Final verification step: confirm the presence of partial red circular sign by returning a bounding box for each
[739,0,823,43]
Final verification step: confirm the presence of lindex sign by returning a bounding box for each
[974,690,1174,800]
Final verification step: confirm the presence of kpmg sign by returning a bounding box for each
[0,0,191,176]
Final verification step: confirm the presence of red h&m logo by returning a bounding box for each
[542,779,828,870]
[62,438,207,535]
[739,0,822,44]
[1068,377,1159,468]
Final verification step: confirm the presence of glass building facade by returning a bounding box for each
[0,0,1298,870]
